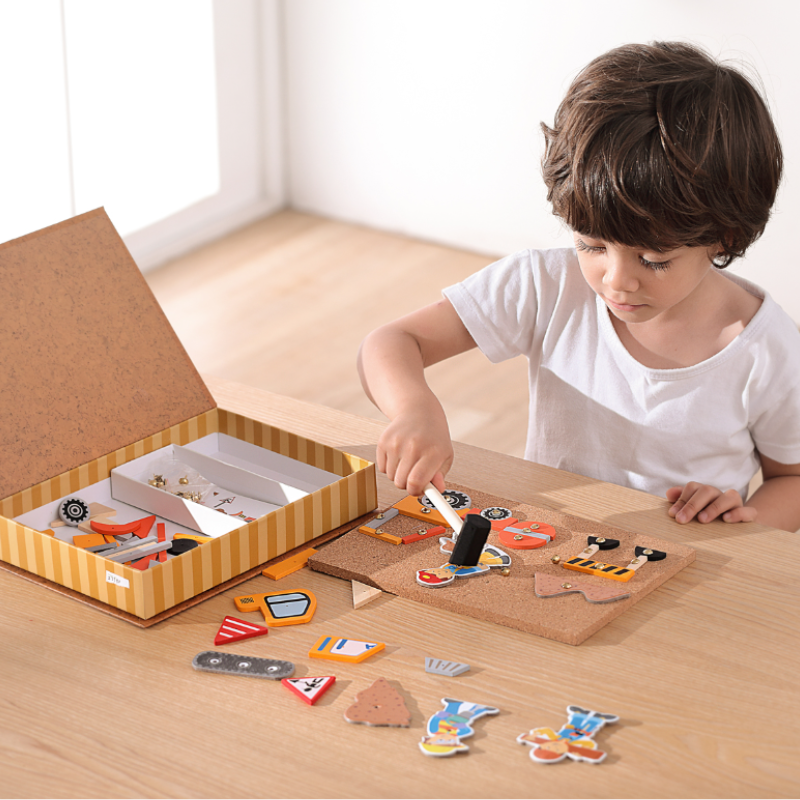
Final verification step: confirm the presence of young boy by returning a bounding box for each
[358,41,800,532]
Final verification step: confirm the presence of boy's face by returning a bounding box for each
[572,233,719,324]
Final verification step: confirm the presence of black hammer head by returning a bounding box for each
[449,514,491,567]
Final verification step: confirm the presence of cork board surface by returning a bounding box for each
[0,209,215,499]
[309,484,695,645]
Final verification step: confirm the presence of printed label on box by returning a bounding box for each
[106,570,130,589]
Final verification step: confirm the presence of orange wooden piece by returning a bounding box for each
[91,515,155,538]
[402,525,446,544]
[490,517,518,531]
[72,533,107,549]
[157,523,166,543]
[498,522,556,550]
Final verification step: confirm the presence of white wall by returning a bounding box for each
[281,0,800,322]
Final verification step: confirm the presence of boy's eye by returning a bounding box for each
[575,238,672,271]
[640,257,671,271]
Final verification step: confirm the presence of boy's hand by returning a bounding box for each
[376,406,453,498]
[666,483,757,524]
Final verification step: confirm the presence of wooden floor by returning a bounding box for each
[146,210,530,460]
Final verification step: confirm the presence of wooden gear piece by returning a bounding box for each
[534,572,630,603]
[344,678,411,727]
[234,589,317,626]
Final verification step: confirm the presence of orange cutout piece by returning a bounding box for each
[72,533,107,549]
[392,495,476,527]
[234,590,317,626]
[359,527,403,545]
[498,522,556,550]
[91,515,156,539]
[402,525,446,544]
[262,548,317,580]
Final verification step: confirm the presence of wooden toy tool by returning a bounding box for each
[422,484,466,534]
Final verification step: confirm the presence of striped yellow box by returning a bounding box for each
[0,407,376,620]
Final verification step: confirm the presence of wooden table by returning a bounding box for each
[2,377,798,798]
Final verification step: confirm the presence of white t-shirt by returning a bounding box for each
[443,248,800,500]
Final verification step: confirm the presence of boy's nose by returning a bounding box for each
[602,254,639,294]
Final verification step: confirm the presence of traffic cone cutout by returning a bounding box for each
[214,616,270,646]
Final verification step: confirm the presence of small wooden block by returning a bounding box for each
[344,678,410,727]
[359,527,403,545]
[262,548,317,580]
[352,580,382,609]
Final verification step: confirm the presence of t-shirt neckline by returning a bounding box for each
[595,271,772,381]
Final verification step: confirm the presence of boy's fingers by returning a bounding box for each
[674,485,720,523]
[697,489,744,523]
[722,506,758,523]
[665,486,684,503]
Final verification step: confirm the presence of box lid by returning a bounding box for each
[0,209,216,498]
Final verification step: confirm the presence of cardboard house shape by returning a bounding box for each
[0,209,377,623]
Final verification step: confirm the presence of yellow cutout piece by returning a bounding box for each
[359,526,403,545]
[173,533,213,544]
[234,589,317,626]
[352,580,382,609]
[262,548,317,580]
[72,533,106,549]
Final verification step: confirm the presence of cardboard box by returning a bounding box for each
[0,209,377,622]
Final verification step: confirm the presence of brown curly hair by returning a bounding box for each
[541,41,782,266]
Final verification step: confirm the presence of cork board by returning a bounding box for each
[308,484,695,645]
[0,209,216,499]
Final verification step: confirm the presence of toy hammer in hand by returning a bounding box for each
[423,483,490,567]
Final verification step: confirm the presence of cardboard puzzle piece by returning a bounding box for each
[309,636,385,663]
[517,705,618,764]
[234,590,317,626]
[420,698,499,757]
[344,678,411,727]
[192,651,294,680]
[262,548,317,580]
[424,657,470,677]
[282,675,336,705]
[214,616,270,646]
[534,573,630,604]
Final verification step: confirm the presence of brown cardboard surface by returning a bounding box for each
[0,209,215,499]
[309,483,695,645]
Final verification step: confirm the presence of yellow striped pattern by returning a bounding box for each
[0,409,376,619]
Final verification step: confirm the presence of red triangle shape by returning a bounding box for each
[281,675,336,705]
[214,616,270,646]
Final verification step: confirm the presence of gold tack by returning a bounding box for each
[631,558,640,565]
[522,528,531,532]
[643,548,653,556]
[561,582,572,589]
[179,476,189,485]
[596,537,606,543]
[530,524,539,529]
[514,534,524,541]
[500,568,511,576]
[421,507,431,514]
[551,555,561,564]
[376,513,384,519]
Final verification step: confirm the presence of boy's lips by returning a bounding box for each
[605,296,646,312]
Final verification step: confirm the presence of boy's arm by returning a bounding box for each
[666,454,800,532]
[357,299,477,496]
